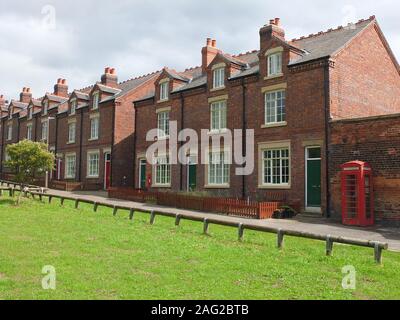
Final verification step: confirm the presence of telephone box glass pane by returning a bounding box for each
[346,174,357,219]
[365,175,371,219]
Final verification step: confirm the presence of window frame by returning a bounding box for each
[90,116,99,140]
[159,81,169,101]
[206,150,230,187]
[68,122,76,144]
[157,111,170,138]
[87,151,100,178]
[70,99,77,115]
[43,100,49,116]
[210,100,227,132]
[258,142,291,189]
[153,155,171,186]
[65,153,76,179]
[41,120,49,142]
[27,123,33,140]
[212,67,225,89]
[267,52,283,77]
[264,90,286,125]
[7,124,12,141]
[92,91,100,110]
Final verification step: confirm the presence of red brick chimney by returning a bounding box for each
[0,95,5,108]
[20,87,32,103]
[54,78,69,97]
[202,38,221,74]
[260,18,285,51]
[101,67,118,88]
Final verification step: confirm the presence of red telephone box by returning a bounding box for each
[341,161,374,226]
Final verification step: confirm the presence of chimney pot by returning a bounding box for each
[212,39,217,47]
[206,38,212,46]
[27,88,31,93]
[105,67,110,74]
[269,19,275,25]
[62,79,67,85]
[57,78,62,84]
[110,68,116,75]
[275,18,280,26]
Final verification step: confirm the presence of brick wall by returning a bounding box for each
[330,23,400,120]
[329,114,400,221]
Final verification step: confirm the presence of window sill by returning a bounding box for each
[205,184,230,189]
[86,176,99,179]
[264,73,283,80]
[67,141,75,145]
[210,86,225,92]
[88,138,99,142]
[261,122,287,129]
[157,136,170,141]
[207,129,228,136]
[65,176,76,179]
[152,184,171,188]
[157,99,169,104]
[258,184,291,190]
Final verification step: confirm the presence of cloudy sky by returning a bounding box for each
[0,0,399,100]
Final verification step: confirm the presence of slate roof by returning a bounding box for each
[289,18,374,65]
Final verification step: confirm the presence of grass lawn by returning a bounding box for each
[0,195,399,300]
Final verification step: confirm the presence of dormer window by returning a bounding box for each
[160,81,169,101]
[213,67,225,89]
[267,52,282,77]
[92,92,99,110]
[43,100,48,115]
[70,99,77,115]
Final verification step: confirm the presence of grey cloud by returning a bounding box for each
[0,0,399,101]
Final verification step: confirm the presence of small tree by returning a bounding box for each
[5,140,55,204]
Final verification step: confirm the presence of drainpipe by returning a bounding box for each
[0,118,4,174]
[241,78,247,200]
[132,104,138,188]
[110,101,115,187]
[324,60,332,218]
[78,108,84,182]
[180,93,185,191]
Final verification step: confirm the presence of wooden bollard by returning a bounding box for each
[93,202,98,212]
[374,242,383,264]
[9,188,13,197]
[75,199,79,209]
[129,208,135,220]
[0,189,2,197]
[238,223,245,241]
[277,229,284,249]
[326,235,334,256]
[113,206,118,216]
[175,214,182,226]
[150,210,156,225]
[48,196,53,204]
[203,218,210,234]
[39,194,43,202]
[60,197,65,206]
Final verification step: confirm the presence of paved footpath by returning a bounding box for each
[46,189,400,252]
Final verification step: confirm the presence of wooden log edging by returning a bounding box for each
[26,191,389,264]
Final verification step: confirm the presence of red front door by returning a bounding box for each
[104,153,111,190]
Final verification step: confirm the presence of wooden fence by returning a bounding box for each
[108,187,282,219]
[0,188,387,264]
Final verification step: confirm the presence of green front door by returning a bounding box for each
[140,160,146,189]
[188,164,197,191]
[306,147,322,208]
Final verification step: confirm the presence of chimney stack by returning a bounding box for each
[101,67,118,88]
[259,18,285,51]
[201,38,221,74]
[54,78,69,97]
[0,95,5,110]
[20,87,32,103]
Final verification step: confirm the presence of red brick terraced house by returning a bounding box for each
[1,16,399,222]
[53,67,160,191]
[133,16,400,219]
[0,87,32,177]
